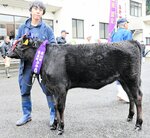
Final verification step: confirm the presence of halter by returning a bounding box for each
[11,34,27,51]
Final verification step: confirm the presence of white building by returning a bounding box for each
[0,0,150,55]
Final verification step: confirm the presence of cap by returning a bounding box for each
[61,30,69,34]
[29,0,46,15]
[117,18,129,25]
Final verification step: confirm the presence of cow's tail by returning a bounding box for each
[135,40,142,57]
[134,40,142,87]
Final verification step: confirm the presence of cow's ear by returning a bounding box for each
[19,34,28,46]
[22,37,29,46]
[22,38,29,45]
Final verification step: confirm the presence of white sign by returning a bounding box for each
[117,0,127,18]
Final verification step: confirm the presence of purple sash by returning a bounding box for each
[32,40,48,74]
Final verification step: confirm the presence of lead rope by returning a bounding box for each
[23,73,37,87]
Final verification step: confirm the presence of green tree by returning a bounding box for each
[146,0,150,15]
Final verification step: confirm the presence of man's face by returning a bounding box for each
[31,6,44,20]
[5,36,10,43]
[61,32,67,38]
[124,22,129,29]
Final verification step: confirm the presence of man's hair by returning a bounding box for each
[29,0,46,15]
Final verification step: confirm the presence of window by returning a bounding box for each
[130,1,142,17]
[0,24,5,28]
[146,37,150,45]
[0,14,54,41]
[43,19,54,29]
[99,22,108,39]
[15,16,28,37]
[0,14,14,40]
[72,19,84,39]
[146,0,150,15]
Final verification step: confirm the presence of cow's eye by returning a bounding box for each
[29,39,33,44]
[32,42,37,48]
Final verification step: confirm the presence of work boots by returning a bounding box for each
[47,96,57,130]
[16,96,32,126]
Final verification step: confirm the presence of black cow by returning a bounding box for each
[7,35,143,135]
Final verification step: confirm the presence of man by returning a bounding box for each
[111,18,132,42]
[111,18,133,102]
[56,30,69,44]
[15,0,57,129]
[1,36,11,78]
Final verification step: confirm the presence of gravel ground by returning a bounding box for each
[0,59,150,138]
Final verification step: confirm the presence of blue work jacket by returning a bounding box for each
[15,18,56,75]
[111,28,132,42]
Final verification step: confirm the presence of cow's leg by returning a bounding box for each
[124,81,143,130]
[127,98,135,122]
[56,92,67,135]
[119,81,135,121]
[134,88,143,130]
[40,82,58,130]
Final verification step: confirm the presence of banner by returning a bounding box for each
[108,0,127,42]
[108,0,118,42]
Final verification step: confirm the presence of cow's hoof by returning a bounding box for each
[50,124,57,130]
[50,119,57,130]
[57,121,64,135]
[57,130,64,135]
[127,117,133,122]
[134,125,142,131]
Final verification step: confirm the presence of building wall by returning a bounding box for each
[144,23,150,37]
[54,0,110,43]
[53,0,146,43]
[0,5,54,19]
[0,0,149,44]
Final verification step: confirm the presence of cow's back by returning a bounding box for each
[43,40,141,90]
[64,41,141,89]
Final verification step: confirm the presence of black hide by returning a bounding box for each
[7,39,143,134]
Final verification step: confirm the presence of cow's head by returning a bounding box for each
[7,34,41,61]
